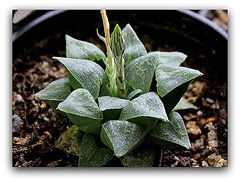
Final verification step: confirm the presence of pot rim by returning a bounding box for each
[12,10,67,42]
[177,10,228,40]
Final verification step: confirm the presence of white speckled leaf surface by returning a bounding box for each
[57,88,103,134]
[66,35,106,65]
[54,57,105,99]
[120,92,168,127]
[98,96,130,111]
[150,111,191,149]
[78,133,113,167]
[156,64,203,98]
[125,53,157,94]
[35,78,71,101]
[100,120,147,157]
[122,24,147,65]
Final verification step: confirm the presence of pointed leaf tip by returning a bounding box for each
[120,92,169,129]
[100,120,147,157]
[53,57,105,99]
[65,34,106,65]
[122,24,147,65]
[150,111,191,149]
[57,88,103,134]
[34,78,71,109]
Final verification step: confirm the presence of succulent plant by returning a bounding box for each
[35,10,203,167]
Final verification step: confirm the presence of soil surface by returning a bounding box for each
[12,10,228,167]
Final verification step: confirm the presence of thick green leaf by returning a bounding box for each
[55,125,83,155]
[34,78,71,101]
[155,64,203,113]
[125,53,157,94]
[57,88,103,134]
[66,35,106,67]
[127,89,142,100]
[156,64,203,97]
[53,57,105,99]
[173,97,197,111]
[153,51,187,67]
[150,111,191,149]
[124,51,187,94]
[161,81,191,114]
[122,24,147,65]
[35,78,71,109]
[98,96,130,120]
[78,133,113,167]
[120,92,168,131]
[120,145,155,167]
[100,120,147,157]
[98,96,130,111]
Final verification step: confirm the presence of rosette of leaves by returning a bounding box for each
[35,10,203,167]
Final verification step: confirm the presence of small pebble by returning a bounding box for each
[207,153,227,167]
[206,98,214,104]
[208,140,218,148]
[202,160,209,167]
[43,117,49,122]
[16,94,24,102]
[216,159,228,167]
[12,114,24,133]
[186,121,202,136]
[207,117,216,123]
[208,130,218,141]
[191,158,199,167]
[205,122,216,130]
[13,137,28,145]
[207,130,218,148]
[195,138,205,150]
[197,110,203,117]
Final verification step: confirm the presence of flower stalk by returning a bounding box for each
[100,10,118,97]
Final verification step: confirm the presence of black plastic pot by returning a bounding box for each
[12,10,228,167]
[13,10,228,80]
